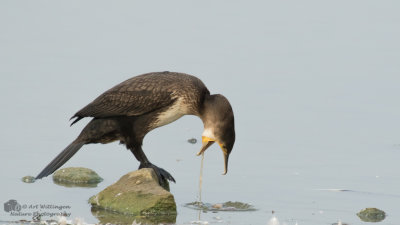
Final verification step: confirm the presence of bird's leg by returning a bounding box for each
[129,147,176,186]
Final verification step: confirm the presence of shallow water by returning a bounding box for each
[1,1,400,225]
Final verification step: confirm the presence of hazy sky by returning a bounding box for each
[1,0,399,149]
[1,1,399,224]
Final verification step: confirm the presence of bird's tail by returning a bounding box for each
[35,141,85,179]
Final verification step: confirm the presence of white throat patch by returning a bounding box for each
[202,127,216,139]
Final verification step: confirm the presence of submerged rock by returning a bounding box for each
[357,208,386,222]
[52,167,103,187]
[89,168,177,217]
[185,201,256,212]
[223,201,254,210]
[21,176,35,183]
[187,138,197,144]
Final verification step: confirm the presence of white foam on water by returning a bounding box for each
[267,216,280,225]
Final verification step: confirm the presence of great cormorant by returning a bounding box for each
[35,71,235,185]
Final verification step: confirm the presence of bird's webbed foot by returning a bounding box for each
[139,162,176,187]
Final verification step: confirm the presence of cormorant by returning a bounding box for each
[35,71,235,185]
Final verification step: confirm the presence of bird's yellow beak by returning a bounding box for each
[196,136,215,156]
[197,136,229,175]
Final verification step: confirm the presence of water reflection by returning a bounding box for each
[52,179,99,188]
[91,207,176,225]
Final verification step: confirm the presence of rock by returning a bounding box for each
[357,208,386,222]
[223,201,254,210]
[89,168,177,218]
[187,138,197,144]
[21,176,35,183]
[52,167,103,187]
[185,201,256,212]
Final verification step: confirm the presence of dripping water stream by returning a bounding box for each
[197,153,205,221]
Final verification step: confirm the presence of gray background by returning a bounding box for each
[1,1,399,224]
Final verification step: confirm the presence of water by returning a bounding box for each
[267,216,280,225]
[1,1,400,224]
[197,153,204,221]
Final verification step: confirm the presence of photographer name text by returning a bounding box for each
[22,204,71,210]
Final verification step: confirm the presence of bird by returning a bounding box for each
[35,71,235,185]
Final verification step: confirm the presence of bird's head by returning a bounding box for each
[197,94,235,175]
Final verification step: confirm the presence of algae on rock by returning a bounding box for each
[185,201,256,212]
[89,168,176,218]
[21,176,36,183]
[357,208,386,222]
[52,167,103,187]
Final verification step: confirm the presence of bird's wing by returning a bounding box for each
[70,74,177,125]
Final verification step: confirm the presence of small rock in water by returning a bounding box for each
[357,208,386,222]
[185,201,256,211]
[53,167,103,187]
[21,176,35,183]
[223,201,254,210]
[188,138,197,144]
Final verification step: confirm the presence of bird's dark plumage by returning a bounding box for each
[72,72,207,120]
[36,141,84,179]
[36,72,235,185]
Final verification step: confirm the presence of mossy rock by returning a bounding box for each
[223,201,255,210]
[89,168,176,217]
[21,176,36,183]
[357,208,386,222]
[52,167,103,186]
[185,201,256,212]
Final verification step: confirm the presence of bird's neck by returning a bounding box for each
[199,95,218,138]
